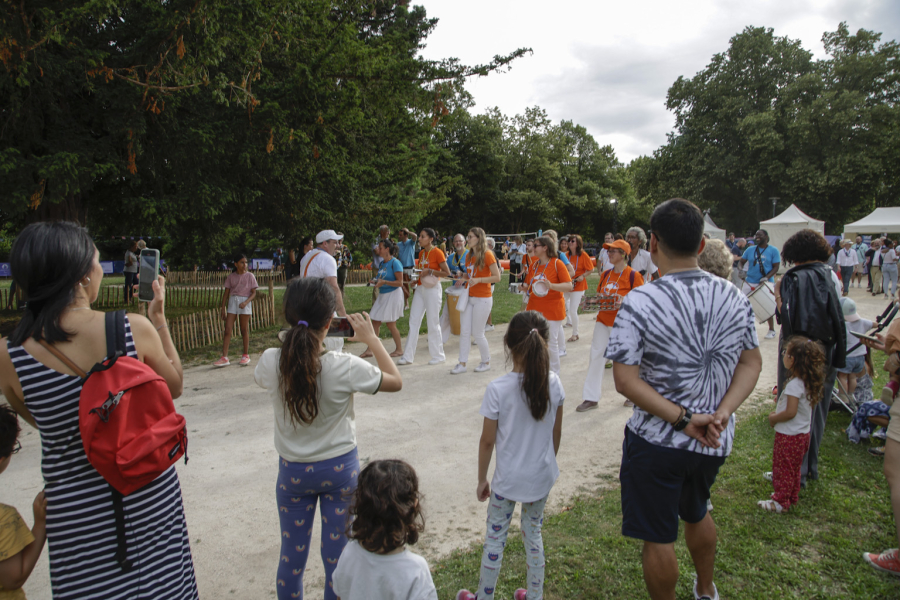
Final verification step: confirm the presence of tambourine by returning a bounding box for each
[531,279,550,297]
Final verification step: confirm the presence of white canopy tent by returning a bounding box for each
[842,208,900,237]
[760,204,825,272]
[703,214,726,241]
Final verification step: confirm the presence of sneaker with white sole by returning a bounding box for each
[692,578,719,600]
[576,401,598,412]
[450,363,467,375]
[559,350,567,357]
[455,591,476,600]
[397,357,413,365]
[863,548,900,576]
[484,324,494,332]
[213,356,230,367]
[474,362,491,373]
[765,330,777,339]
[623,399,634,407]
[514,589,527,600]
[239,354,251,366]
[763,471,773,482]
[757,499,785,513]
[428,357,446,365]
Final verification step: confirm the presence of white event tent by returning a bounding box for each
[703,214,726,241]
[842,208,900,237]
[760,204,825,271]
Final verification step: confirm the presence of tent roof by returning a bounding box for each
[704,214,725,232]
[842,208,900,234]
[760,204,824,226]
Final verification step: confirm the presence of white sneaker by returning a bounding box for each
[484,324,494,332]
[692,578,719,600]
[475,362,491,373]
[763,471,773,482]
[559,350,567,357]
[450,363,467,375]
[765,330,777,339]
[428,357,446,365]
[397,357,413,365]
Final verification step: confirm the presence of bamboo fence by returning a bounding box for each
[92,285,230,309]
[164,269,286,286]
[165,281,278,353]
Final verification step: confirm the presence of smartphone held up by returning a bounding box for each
[138,249,160,302]
[326,316,355,338]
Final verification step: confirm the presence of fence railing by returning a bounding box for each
[164,270,286,286]
[165,282,278,353]
[92,285,229,310]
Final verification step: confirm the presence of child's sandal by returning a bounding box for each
[757,499,786,513]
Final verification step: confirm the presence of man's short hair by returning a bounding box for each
[379,224,389,232]
[650,198,704,257]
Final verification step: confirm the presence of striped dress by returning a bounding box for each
[8,317,198,599]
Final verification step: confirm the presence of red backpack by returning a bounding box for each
[39,310,188,570]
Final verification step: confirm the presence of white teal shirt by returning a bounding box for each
[332,541,437,600]
[606,270,759,456]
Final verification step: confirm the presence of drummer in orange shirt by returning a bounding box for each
[450,228,502,375]
[526,235,573,373]
[565,234,593,342]
[519,239,537,311]
[576,239,645,412]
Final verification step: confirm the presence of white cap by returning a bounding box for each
[316,230,344,244]
[841,297,860,322]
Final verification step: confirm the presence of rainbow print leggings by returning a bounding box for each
[476,492,549,600]
[275,448,359,600]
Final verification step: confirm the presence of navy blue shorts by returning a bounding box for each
[620,427,726,544]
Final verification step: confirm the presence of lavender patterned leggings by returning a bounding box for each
[476,492,548,600]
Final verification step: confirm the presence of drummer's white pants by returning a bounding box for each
[582,322,612,402]
[548,319,563,374]
[459,296,492,365]
[402,285,444,363]
[566,290,585,337]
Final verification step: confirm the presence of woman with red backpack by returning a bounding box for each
[0,222,197,599]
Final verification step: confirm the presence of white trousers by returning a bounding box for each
[567,290,585,337]
[402,285,444,362]
[459,296,493,365]
[440,299,452,344]
[582,321,612,402]
[548,319,563,373]
[556,318,567,357]
[563,291,572,325]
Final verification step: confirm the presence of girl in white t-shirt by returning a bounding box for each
[254,277,402,600]
[457,311,564,600]
[759,337,825,514]
[332,460,437,600]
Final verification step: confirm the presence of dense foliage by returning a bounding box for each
[631,23,900,234]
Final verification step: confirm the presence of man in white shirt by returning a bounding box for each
[301,230,349,350]
[852,236,868,289]
[836,239,859,297]
[596,232,615,274]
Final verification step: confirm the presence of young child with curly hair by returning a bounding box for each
[760,337,825,513]
[332,459,436,600]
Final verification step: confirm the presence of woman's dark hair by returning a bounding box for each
[299,236,314,257]
[347,459,425,554]
[420,228,436,246]
[780,229,832,265]
[9,221,96,346]
[614,233,624,241]
[232,253,248,272]
[378,238,397,257]
[884,239,894,249]
[278,278,336,426]
[649,198,704,257]
[504,311,551,420]
[0,405,21,458]
[783,336,826,407]
[569,234,584,256]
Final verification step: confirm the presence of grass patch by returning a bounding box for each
[430,402,899,599]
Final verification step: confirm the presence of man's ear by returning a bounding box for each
[697,237,707,256]
[649,233,659,254]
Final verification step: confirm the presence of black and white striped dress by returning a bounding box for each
[8,317,198,599]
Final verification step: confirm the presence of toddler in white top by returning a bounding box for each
[760,337,825,513]
[457,311,565,600]
[332,460,437,600]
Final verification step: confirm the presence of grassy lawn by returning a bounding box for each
[429,399,899,599]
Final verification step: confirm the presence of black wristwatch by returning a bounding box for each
[673,406,693,432]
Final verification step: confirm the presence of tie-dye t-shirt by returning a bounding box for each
[606,269,758,456]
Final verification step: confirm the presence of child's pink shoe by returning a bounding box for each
[239,354,251,366]
[456,591,476,600]
[213,356,230,367]
[514,589,528,600]
[881,380,899,404]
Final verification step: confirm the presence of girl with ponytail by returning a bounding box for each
[457,311,564,600]
[253,277,402,600]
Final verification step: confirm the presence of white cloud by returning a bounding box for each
[418,0,900,163]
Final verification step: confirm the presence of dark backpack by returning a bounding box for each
[39,310,188,571]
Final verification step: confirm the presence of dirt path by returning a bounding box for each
[10,286,885,599]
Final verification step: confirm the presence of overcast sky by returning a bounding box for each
[417,0,900,164]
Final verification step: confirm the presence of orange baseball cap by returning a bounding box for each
[603,240,632,254]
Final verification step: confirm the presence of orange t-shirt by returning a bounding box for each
[526,258,572,321]
[466,250,498,298]
[417,247,446,287]
[568,252,592,292]
[595,266,644,327]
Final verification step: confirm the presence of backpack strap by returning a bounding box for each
[105,310,127,360]
[111,488,133,571]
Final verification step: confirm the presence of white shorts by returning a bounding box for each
[227,294,252,315]
[369,289,404,322]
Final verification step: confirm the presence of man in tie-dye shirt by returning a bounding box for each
[608,198,762,600]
